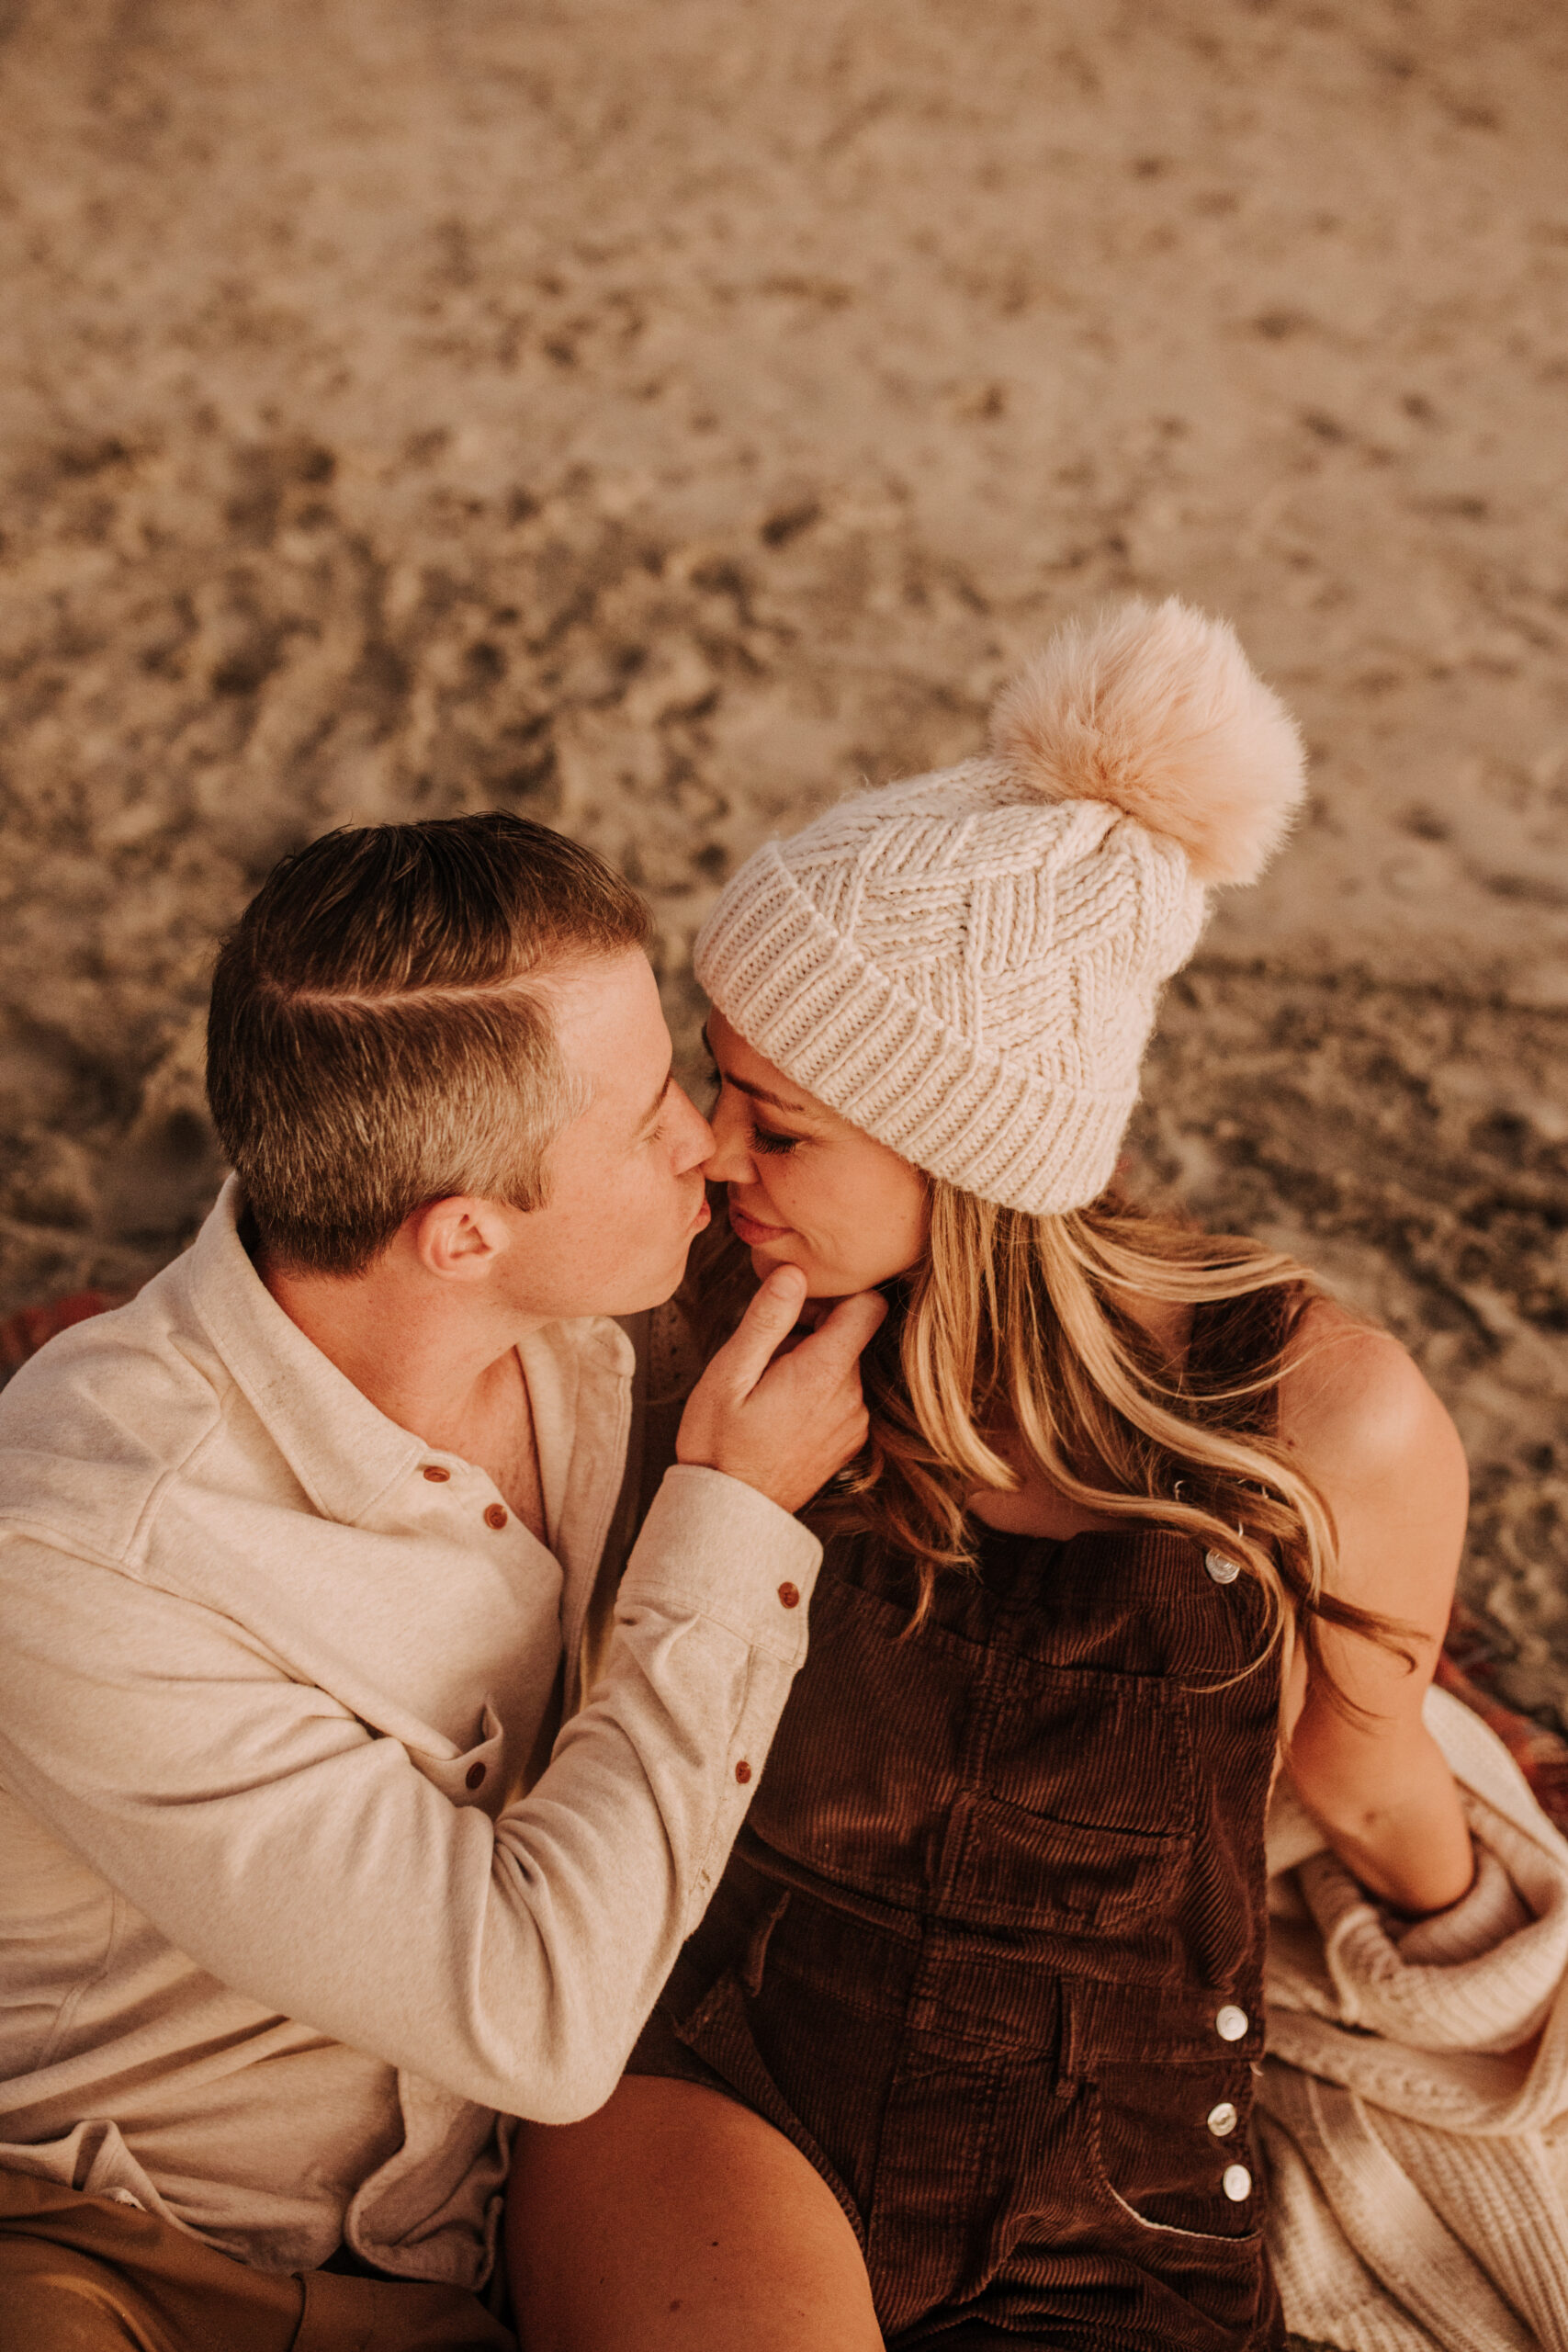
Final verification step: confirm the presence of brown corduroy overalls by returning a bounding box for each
[628,1499,1289,2351]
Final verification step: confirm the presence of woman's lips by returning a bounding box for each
[728,1200,791,1246]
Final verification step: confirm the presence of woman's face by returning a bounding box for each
[703,1009,931,1297]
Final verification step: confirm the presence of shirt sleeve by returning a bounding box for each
[0,1464,819,2124]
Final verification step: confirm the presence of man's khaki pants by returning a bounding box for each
[0,2171,515,2351]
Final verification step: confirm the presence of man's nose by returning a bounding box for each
[669,1081,716,1172]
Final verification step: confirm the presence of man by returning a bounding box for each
[0,813,884,2350]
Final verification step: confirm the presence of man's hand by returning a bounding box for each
[675,1267,888,1515]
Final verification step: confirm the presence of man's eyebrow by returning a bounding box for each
[701,1024,816,1119]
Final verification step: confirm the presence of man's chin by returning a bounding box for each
[612,1238,705,1317]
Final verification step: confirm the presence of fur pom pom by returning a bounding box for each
[987,597,1306,885]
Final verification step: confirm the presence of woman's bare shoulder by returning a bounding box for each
[1275,1295,1467,1623]
[1275,1296,1462,1487]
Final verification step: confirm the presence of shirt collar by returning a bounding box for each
[186,1178,634,1530]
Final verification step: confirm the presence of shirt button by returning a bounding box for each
[734,1760,752,1784]
[465,1761,486,1791]
[1215,2005,1249,2042]
[777,1582,801,1610]
[1204,1550,1241,1585]
[1222,2164,1252,2202]
[484,1504,508,1532]
[422,1465,451,1483]
[1207,2100,1239,2137]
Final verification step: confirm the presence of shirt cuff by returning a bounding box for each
[621,1464,821,1664]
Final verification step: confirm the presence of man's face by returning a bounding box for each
[495,949,715,1320]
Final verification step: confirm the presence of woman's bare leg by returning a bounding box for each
[506,2075,884,2352]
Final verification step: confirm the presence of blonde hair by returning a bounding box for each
[688,1182,1407,1702]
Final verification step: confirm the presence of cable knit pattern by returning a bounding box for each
[695,602,1303,1214]
[1260,1686,1568,2351]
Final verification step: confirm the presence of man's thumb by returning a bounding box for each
[714,1265,810,1396]
[790,1287,888,1377]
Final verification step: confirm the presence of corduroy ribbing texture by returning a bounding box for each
[695,759,1206,1216]
[627,1495,1286,2348]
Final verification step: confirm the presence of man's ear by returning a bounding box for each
[406,1195,511,1280]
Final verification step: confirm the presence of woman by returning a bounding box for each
[509,599,1473,2351]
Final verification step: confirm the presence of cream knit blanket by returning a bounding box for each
[1261,1684,1568,2351]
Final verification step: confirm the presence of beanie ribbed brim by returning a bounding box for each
[694,844,1140,1217]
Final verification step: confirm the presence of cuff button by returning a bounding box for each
[484,1503,508,1531]
[777,1581,801,1609]
[735,1759,752,1784]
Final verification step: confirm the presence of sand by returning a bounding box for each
[1,0,1565,1726]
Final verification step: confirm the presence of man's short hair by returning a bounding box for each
[207,813,650,1275]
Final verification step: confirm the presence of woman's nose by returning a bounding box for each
[702,1093,756,1184]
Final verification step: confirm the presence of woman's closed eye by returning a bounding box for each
[751,1123,803,1157]
[706,1054,807,1156]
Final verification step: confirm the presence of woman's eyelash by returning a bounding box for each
[708,1063,803,1155]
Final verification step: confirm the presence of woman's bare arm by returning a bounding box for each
[1276,1301,1474,1915]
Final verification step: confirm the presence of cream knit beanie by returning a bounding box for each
[694,598,1307,1216]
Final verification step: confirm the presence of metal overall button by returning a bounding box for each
[1222,2163,1252,2202]
[1206,2099,1238,2137]
[1204,1550,1240,1585]
[1214,2004,1249,2041]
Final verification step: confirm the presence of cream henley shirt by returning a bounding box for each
[0,1180,821,2287]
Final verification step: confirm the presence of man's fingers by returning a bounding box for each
[676,1275,886,1510]
[712,1264,810,1395]
[784,1288,888,1378]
